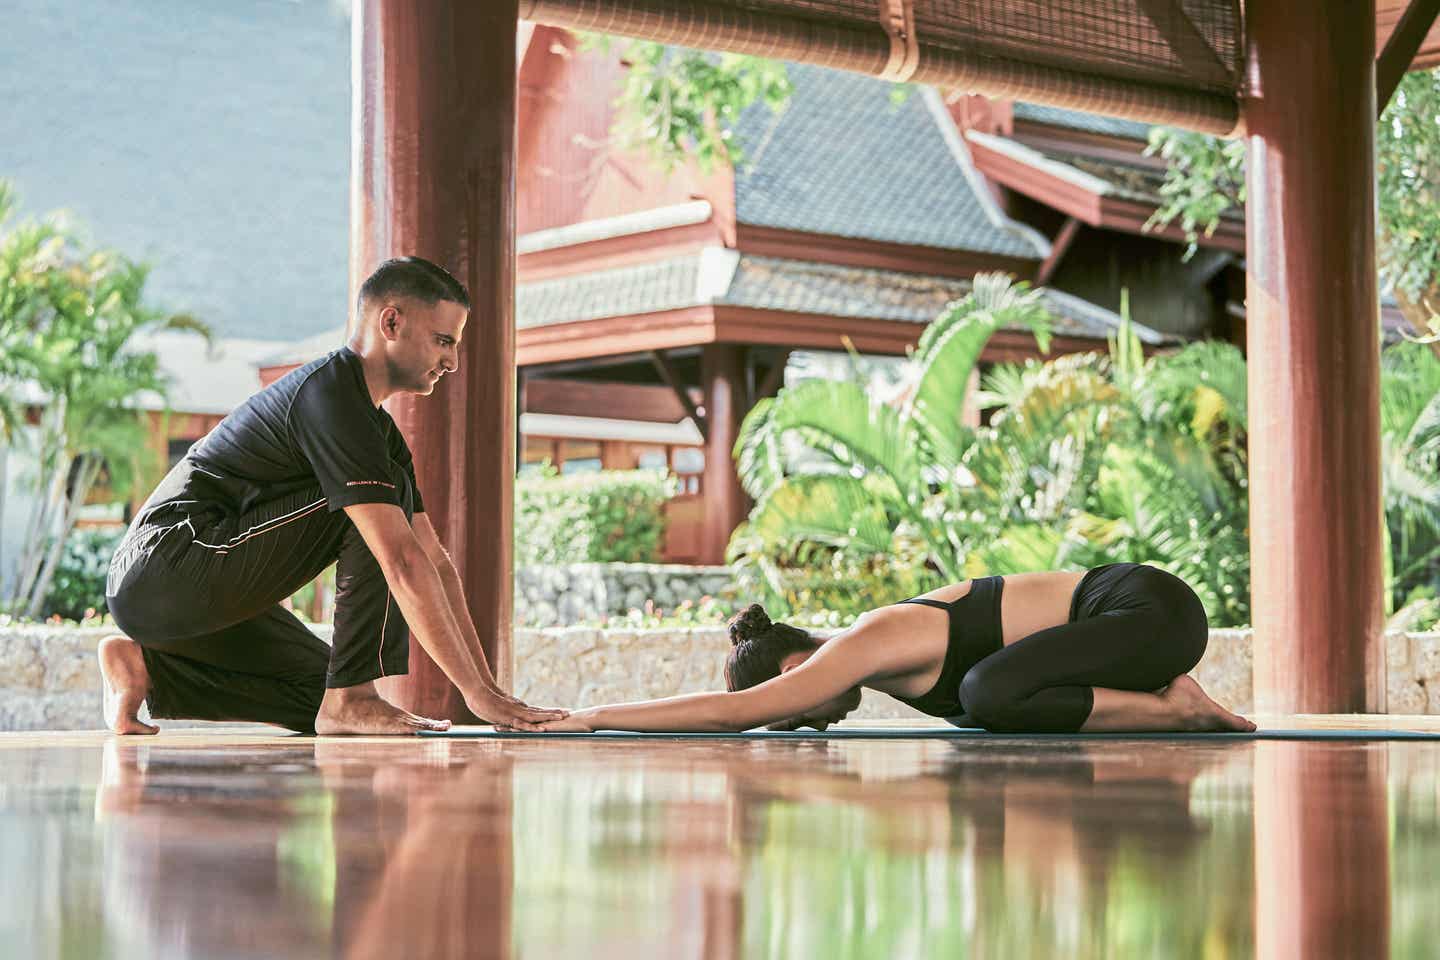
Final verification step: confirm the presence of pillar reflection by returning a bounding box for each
[1253,743,1390,960]
[318,739,514,960]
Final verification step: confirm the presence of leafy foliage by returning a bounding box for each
[40,526,125,622]
[515,466,677,565]
[585,37,792,171]
[1378,70,1440,315]
[1379,342,1440,616]
[1143,128,1245,260]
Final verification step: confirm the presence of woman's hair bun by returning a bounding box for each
[728,603,773,646]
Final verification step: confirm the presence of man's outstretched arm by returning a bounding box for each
[343,503,564,727]
[410,512,508,689]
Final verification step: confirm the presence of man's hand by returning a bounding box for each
[466,689,568,731]
[510,709,596,733]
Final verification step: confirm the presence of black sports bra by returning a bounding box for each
[890,576,1005,718]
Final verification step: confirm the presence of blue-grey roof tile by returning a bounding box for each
[734,65,1039,259]
[1013,102,1155,141]
[514,252,1176,344]
[517,257,701,329]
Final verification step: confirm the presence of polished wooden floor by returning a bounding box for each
[1,720,1437,959]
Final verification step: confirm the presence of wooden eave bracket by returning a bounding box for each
[1132,0,1234,91]
[1378,0,1440,115]
[649,349,708,441]
[877,0,919,83]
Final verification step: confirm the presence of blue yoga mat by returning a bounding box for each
[421,726,1440,741]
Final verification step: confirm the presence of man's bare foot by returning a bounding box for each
[1162,675,1257,732]
[98,635,159,735]
[314,683,452,736]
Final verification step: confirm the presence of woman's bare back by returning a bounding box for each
[910,570,1087,646]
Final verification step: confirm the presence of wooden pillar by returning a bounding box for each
[701,344,748,564]
[351,0,519,720]
[1253,744,1389,958]
[1244,2,1385,713]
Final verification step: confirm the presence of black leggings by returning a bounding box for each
[105,482,413,733]
[957,564,1209,733]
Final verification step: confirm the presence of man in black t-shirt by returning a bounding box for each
[100,257,565,735]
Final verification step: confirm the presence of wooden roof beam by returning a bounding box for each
[649,349,709,440]
[1378,0,1440,113]
[1037,216,1082,285]
[1133,0,1235,91]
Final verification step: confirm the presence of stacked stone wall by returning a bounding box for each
[5,623,1436,730]
[514,563,735,627]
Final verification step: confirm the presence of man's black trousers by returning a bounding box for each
[105,484,413,733]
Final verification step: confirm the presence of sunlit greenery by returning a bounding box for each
[728,275,1254,626]
[515,465,676,565]
[585,37,792,171]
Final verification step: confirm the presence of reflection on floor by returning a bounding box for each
[0,720,1435,959]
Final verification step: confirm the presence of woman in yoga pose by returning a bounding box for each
[532,562,1255,734]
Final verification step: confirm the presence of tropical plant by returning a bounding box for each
[40,525,126,622]
[960,297,1252,625]
[731,272,1053,588]
[1378,341,1440,619]
[731,277,1257,626]
[0,181,210,618]
[515,465,677,565]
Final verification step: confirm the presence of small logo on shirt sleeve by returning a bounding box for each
[347,480,397,490]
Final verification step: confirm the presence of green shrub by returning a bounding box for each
[41,526,126,622]
[727,530,937,621]
[515,466,676,565]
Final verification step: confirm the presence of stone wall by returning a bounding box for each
[6,623,1440,731]
[514,563,735,627]
[0,624,110,732]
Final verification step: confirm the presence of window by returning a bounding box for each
[559,439,602,474]
[521,436,557,475]
[672,446,703,494]
[633,445,668,470]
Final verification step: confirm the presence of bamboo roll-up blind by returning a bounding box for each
[519,0,1243,135]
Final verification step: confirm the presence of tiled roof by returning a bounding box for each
[733,65,1041,259]
[1033,148,1244,224]
[722,256,1174,344]
[513,252,1174,345]
[1013,102,1154,141]
[517,257,703,329]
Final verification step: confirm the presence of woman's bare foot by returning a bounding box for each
[98,635,159,735]
[1162,675,1257,732]
[314,683,452,736]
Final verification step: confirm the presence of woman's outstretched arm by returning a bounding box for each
[527,630,884,732]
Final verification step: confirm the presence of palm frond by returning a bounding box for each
[747,474,898,557]
[742,378,923,503]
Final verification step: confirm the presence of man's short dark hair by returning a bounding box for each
[357,257,470,314]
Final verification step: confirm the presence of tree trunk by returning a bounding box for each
[9,440,67,613]
[8,399,66,608]
[1392,284,1440,360]
[25,453,100,619]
